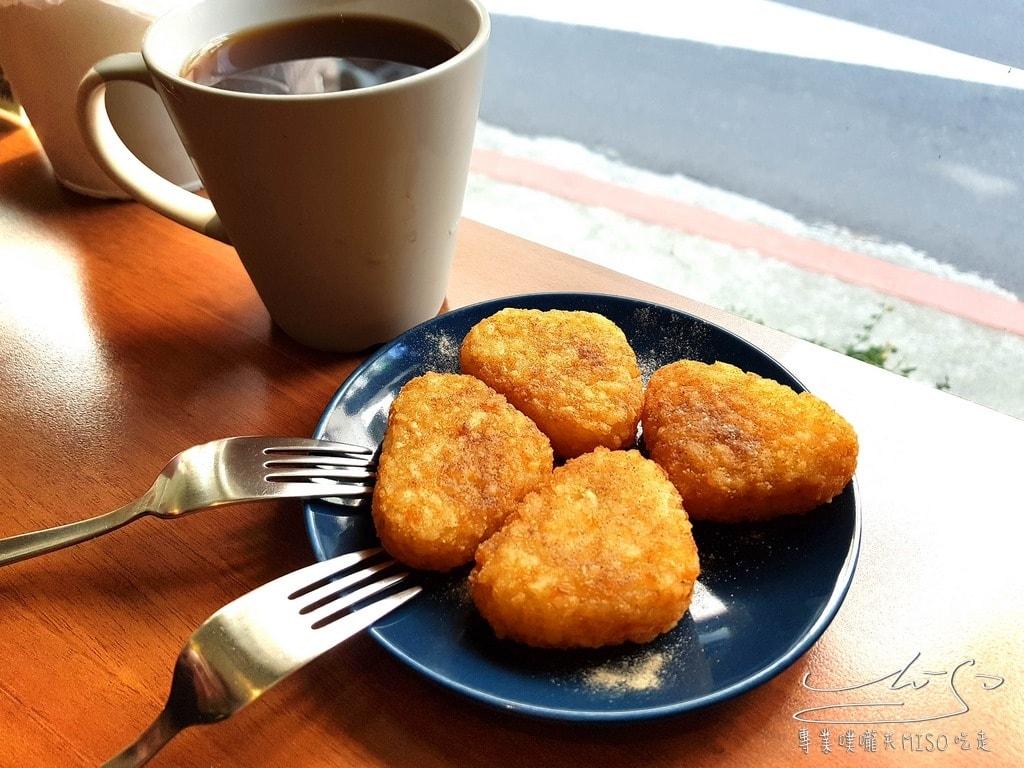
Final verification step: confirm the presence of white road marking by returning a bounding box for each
[485,0,1024,89]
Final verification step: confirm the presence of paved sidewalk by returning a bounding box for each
[464,124,1024,420]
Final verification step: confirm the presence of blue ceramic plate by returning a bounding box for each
[305,293,860,722]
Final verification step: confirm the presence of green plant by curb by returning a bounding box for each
[731,304,953,391]
[822,305,952,390]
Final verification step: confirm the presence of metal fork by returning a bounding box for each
[0,437,375,567]
[103,547,418,767]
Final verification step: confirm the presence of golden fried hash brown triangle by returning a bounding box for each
[372,372,553,571]
[470,447,700,649]
[642,361,858,523]
[460,308,643,459]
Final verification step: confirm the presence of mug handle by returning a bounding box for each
[76,52,230,243]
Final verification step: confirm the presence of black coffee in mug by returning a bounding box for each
[181,15,460,94]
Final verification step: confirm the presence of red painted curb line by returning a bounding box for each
[470,148,1024,338]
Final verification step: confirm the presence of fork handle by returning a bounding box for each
[0,500,149,567]
[102,705,180,768]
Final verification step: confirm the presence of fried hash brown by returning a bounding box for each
[470,447,700,649]
[459,308,643,459]
[372,372,554,572]
[642,361,858,523]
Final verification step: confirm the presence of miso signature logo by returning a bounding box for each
[793,652,1005,725]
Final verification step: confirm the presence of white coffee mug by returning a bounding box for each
[77,0,489,352]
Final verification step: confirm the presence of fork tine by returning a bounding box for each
[264,454,377,468]
[287,551,419,637]
[290,557,396,602]
[316,583,421,636]
[246,548,388,600]
[300,571,413,628]
[268,481,375,498]
[275,550,416,631]
[264,467,376,482]
[264,440,376,458]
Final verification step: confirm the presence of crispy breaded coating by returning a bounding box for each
[459,308,643,459]
[372,372,553,572]
[470,448,700,649]
[642,361,858,523]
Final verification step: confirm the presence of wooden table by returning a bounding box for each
[2,121,1022,767]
